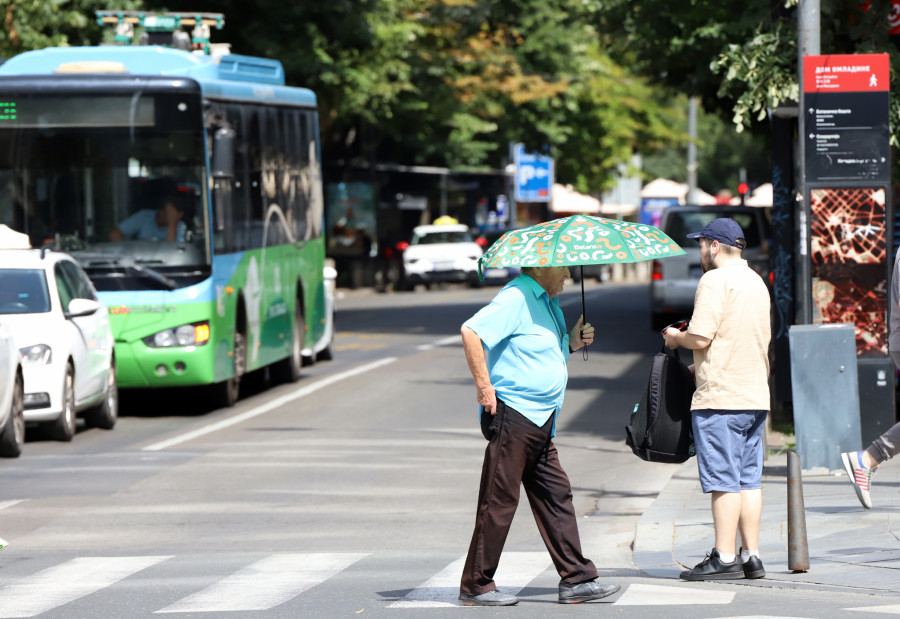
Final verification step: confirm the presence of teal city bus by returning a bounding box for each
[0,13,334,406]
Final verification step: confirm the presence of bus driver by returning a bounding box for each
[109,191,186,242]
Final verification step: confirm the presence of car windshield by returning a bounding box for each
[664,211,764,248]
[412,230,472,245]
[0,268,50,314]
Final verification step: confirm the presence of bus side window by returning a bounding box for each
[282,108,305,244]
[226,103,250,253]
[246,104,265,250]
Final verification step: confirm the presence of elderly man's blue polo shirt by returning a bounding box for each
[463,274,570,435]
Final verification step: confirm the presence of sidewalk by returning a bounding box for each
[633,446,900,596]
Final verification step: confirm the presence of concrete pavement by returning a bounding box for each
[633,446,900,596]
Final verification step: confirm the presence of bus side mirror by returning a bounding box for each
[212,127,235,179]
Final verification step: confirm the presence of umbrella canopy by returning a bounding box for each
[477,215,687,358]
[478,214,685,276]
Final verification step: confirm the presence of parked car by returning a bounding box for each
[302,263,336,363]
[474,227,521,284]
[0,322,24,457]
[399,224,483,290]
[649,205,772,331]
[0,248,117,441]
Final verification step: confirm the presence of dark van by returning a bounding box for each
[649,205,772,331]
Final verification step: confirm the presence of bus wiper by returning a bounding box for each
[76,254,177,290]
[122,259,177,290]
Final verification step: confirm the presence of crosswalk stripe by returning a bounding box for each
[613,583,735,606]
[155,553,368,613]
[389,552,549,608]
[844,605,900,615]
[0,556,171,618]
[0,500,25,511]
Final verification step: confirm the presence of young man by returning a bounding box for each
[663,218,771,581]
[458,265,619,606]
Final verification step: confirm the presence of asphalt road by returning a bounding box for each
[0,280,890,618]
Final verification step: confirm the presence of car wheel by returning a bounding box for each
[0,374,24,457]
[212,330,245,408]
[84,359,118,430]
[48,365,76,442]
[272,302,304,383]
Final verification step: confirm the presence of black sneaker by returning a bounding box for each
[457,590,518,606]
[558,580,620,604]
[739,548,766,579]
[679,548,744,581]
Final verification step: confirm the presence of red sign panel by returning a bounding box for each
[803,53,890,93]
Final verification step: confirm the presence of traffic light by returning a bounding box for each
[737,182,749,205]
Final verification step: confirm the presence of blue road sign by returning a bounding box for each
[514,144,553,203]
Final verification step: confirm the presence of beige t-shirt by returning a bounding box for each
[688,259,771,411]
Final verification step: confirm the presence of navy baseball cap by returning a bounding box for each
[685,217,745,248]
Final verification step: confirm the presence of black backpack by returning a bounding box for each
[625,345,695,464]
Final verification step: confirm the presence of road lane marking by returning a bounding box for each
[0,556,171,618]
[155,553,368,613]
[142,358,397,452]
[388,551,549,608]
[614,583,735,605]
[416,335,461,351]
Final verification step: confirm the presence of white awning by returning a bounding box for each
[0,225,30,249]
[550,183,601,214]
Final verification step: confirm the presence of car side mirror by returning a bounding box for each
[66,298,101,318]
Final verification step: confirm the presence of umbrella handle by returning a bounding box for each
[581,267,588,361]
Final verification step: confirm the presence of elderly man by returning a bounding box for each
[457,265,620,606]
[664,217,771,581]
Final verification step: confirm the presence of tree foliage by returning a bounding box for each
[0,0,140,58]
[138,0,687,192]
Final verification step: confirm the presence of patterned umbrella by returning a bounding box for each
[478,214,687,354]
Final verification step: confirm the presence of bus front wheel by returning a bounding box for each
[213,330,245,408]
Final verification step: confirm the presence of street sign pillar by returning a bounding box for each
[800,53,894,447]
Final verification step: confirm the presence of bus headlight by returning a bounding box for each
[143,322,211,348]
[20,344,52,366]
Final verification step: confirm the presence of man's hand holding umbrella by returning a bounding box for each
[570,315,594,352]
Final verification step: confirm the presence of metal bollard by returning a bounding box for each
[787,450,810,572]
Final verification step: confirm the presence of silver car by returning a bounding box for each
[649,205,772,331]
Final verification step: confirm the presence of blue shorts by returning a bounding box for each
[692,409,768,493]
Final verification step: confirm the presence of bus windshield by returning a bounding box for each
[0,90,210,290]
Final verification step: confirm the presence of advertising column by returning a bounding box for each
[803,53,894,443]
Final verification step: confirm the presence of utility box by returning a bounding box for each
[857,356,896,445]
[789,323,861,471]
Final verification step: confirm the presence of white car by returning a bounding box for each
[301,263,336,364]
[0,248,117,441]
[0,323,24,456]
[399,224,483,290]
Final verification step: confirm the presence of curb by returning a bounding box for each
[633,461,695,579]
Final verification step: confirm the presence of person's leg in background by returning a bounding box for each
[840,352,900,509]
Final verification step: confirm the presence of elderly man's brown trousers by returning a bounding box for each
[459,399,598,596]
